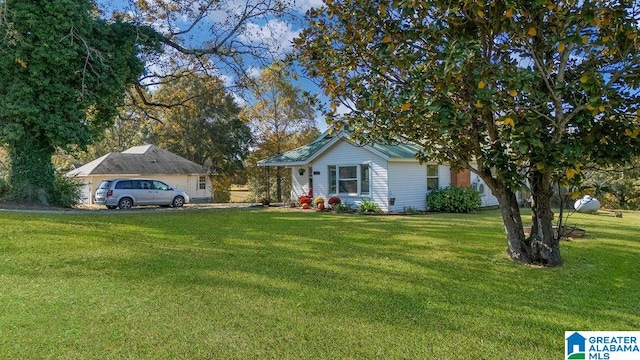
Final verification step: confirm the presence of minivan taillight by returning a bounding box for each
[107,190,113,197]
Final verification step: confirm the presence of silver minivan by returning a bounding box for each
[94,178,189,209]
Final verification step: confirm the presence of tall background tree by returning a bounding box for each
[0,0,159,204]
[296,0,640,266]
[242,62,318,202]
[583,160,640,210]
[1,0,302,205]
[148,71,252,202]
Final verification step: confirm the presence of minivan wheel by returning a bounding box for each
[172,196,185,208]
[118,198,133,209]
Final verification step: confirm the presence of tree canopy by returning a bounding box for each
[0,0,159,204]
[295,0,640,266]
[0,0,299,205]
[110,0,298,105]
[148,72,253,201]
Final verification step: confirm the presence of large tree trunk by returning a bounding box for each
[491,184,529,263]
[7,136,55,205]
[526,170,563,266]
[481,170,562,267]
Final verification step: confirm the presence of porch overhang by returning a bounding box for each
[257,160,309,167]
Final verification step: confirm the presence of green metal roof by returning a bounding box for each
[370,142,422,159]
[257,131,421,167]
[257,133,336,166]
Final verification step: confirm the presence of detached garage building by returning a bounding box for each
[66,144,213,204]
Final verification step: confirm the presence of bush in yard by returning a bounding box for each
[359,198,380,213]
[0,177,10,199]
[299,195,312,205]
[332,202,354,213]
[328,196,341,207]
[49,174,83,208]
[427,187,481,213]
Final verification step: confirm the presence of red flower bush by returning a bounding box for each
[328,196,341,206]
[299,195,312,205]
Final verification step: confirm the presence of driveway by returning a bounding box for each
[0,203,261,214]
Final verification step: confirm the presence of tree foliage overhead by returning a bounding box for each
[295,0,640,266]
[146,71,253,202]
[148,71,253,201]
[108,0,297,105]
[0,0,160,204]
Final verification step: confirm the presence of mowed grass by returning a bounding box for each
[0,208,638,359]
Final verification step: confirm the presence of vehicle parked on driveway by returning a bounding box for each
[94,178,189,209]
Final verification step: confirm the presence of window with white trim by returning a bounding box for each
[328,164,370,195]
[427,165,439,191]
[198,176,206,190]
[360,164,370,195]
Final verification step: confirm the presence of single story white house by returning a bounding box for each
[66,144,213,204]
[258,130,499,212]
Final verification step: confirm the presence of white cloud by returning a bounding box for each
[335,102,353,116]
[314,112,329,131]
[239,20,300,59]
[294,0,325,13]
[245,67,263,79]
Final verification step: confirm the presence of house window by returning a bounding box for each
[329,166,337,194]
[199,176,206,190]
[339,166,357,193]
[360,164,370,195]
[427,165,439,191]
[329,164,370,195]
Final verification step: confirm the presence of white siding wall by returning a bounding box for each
[469,172,499,207]
[291,166,311,200]
[387,162,427,211]
[387,163,452,212]
[309,139,390,211]
[438,165,452,188]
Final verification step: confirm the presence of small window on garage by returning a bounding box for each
[199,176,206,190]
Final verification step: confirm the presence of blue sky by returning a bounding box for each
[97,0,330,131]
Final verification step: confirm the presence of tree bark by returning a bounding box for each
[491,184,530,264]
[7,136,55,205]
[480,169,562,267]
[526,170,563,266]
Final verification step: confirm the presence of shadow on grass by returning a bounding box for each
[1,208,639,357]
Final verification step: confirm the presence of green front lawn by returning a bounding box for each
[0,208,638,359]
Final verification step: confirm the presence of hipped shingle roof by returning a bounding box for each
[66,145,208,177]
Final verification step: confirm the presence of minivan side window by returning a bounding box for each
[153,181,169,190]
[98,181,112,189]
[137,180,152,189]
[115,180,132,189]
